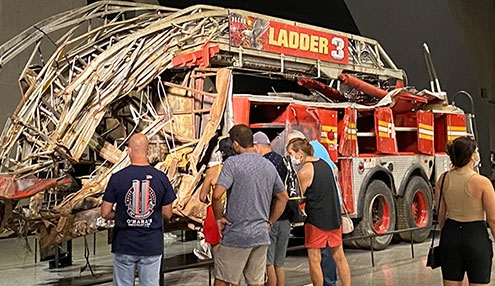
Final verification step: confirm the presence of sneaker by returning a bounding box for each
[163,233,177,240]
[193,248,210,260]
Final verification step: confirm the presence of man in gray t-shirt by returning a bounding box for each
[212,124,288,286]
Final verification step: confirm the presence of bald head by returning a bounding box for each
[128,134,149,165]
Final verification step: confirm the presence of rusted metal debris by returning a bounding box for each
[0,1,231,246]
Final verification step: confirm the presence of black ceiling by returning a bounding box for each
[88,0,360,35]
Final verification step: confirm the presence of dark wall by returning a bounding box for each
[344,0,495,175]
[159,0,360,34]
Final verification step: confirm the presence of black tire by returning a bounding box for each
[396,176,433,242]
[345,180,396,250]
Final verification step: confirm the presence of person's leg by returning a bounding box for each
[442,281,463,286]
[307,248,323,286]
[272,220,291,286]
[463,222,492,286]
[113,253,137,286]
[320,245,337,286]
[274,266,285,286]
[266,265,277,286]
[136,254,162,286]
[266,223,278,286]
[214,279,231,286]
[243,245,268,286]
[214,244,250,285]
[330,245,351,286]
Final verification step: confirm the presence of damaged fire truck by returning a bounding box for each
[0,1,475,251]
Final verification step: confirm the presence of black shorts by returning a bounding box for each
[439,219,493,283]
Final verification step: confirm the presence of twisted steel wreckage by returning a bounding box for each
[0,1,474,249]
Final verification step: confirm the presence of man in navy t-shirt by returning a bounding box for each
[101,134,176,286]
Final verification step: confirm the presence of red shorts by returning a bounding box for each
[203,205,220,245]
[304,223,342,248]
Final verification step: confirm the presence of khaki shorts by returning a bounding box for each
[214,244,268,284]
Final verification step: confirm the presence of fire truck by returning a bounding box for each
[169,8,475,250]
[0,2,474,250]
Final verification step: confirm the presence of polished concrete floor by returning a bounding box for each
[0,230,493,285]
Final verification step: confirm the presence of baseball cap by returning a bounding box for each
[253,131,270,145]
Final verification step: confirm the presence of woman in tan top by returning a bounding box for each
[436,137,495,286]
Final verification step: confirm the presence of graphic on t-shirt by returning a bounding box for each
[124,179,157,227]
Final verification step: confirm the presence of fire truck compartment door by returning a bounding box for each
[375,107,398,154]
[446,114,467,142]
[315,108,338,162]
[287,104,321,140]
[417,111,435,155]
[338,108,357,157]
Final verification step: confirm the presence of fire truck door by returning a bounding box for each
[315,108,338,162]
[287,104,321,140]
[446,114,467,142]
[338,108,357,157]
[375,107,398,154]
[417,111,434,155]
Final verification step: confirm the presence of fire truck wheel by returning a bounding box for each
[396,176,433,243]
[345,180,396,250]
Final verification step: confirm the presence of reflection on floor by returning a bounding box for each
[0,230,492,285]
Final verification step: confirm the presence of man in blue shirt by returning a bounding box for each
[101,134,176,286]
[253,131,290,286]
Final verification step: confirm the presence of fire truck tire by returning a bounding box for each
[345,180,396,250]
[396,176,433,243]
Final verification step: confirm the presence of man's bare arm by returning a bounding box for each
[162,204,173,221]
[268,190,289,224]
[101,201,115,220]
[212,184,227,220]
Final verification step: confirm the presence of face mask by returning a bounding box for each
[290,155,301,166]
[473,156,480,168]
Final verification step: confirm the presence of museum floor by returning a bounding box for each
[0,230,493,286]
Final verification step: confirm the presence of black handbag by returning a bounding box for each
[426,172,447,269]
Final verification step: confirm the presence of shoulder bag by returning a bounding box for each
[426,172,447,269]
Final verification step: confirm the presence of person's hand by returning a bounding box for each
[199,193,209,204]
[268,221,273,231]
[216,216,231,237]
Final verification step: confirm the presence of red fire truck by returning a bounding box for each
[0,3,474,250]
[169,8,475,250]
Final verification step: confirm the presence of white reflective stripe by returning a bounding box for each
[419,129,434,136]
[447,131,466,136]
[378,126,389,133]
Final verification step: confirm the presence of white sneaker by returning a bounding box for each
[193,248,211,260]
[193,239,212,260]
[163,233,177,240]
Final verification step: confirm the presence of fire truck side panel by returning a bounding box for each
[287,104,321,140]
[375,107,399,154]
[339,158,354,214]
[315,108,339,162]
[417,111,435,155]
[434,154,452,183]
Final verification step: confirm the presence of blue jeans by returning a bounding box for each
[113,253,162,286]
[321,246,337,286]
